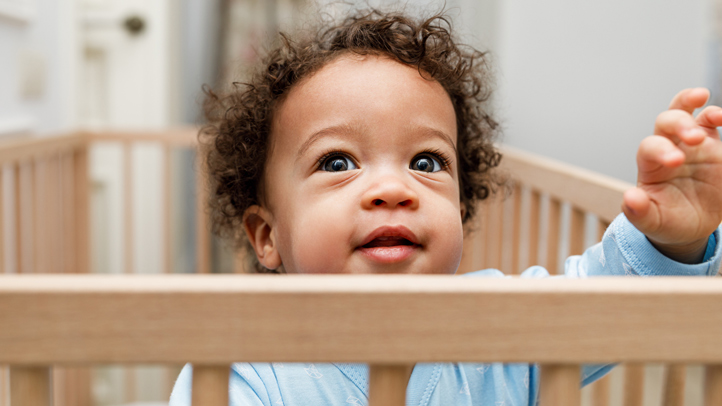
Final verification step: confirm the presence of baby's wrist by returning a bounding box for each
[647,236,709,264]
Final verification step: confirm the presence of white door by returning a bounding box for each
[76,0,176,404]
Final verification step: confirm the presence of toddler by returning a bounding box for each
[171,8,722,406]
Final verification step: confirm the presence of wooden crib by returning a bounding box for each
[0,129,719,406]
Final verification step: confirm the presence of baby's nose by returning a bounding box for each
[361,177,419,210]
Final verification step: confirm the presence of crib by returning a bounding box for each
[0,129,720,406]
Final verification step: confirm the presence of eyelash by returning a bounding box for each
[316,150,356,170]
[314,148,453,170]
[417,148,453,170]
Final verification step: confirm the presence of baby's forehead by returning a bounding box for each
[270,54,457,145]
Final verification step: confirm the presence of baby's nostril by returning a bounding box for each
[373,199,384,206]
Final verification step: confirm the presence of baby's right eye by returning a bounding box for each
[321,155,358,172]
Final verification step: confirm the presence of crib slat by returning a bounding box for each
[623,363,644,406]
[528,190,541,267]
[597,220,609,243]
[192,365,229,406]
[0,366,7,406]
[369,364,411,406]
[0,167,4,274]
[539,364,580,406]
[62,154,75,274]
[569,206,585,256]
[487,196,503,271]
[195,151,210,274]
[511,183,522,274]
[546,198,561,274]
[705,365,722,406]
[662,364,686,406]
[15,163,23,273]
[590,374,610,406]
[73,147,89,274]
[163,146,172,274]
[10,366,50,406]
[123,143,134,274]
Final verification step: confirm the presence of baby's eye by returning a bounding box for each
[410,154,443,173]
[321,155,358,172]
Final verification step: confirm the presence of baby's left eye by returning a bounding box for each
[410,155,443,173]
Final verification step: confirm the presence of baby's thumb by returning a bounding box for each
[622,188,657,233]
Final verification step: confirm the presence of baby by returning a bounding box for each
[171,8,722,406]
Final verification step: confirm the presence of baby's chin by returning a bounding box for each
[287,257,458,275]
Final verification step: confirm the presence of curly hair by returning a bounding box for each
[200,8,502,273]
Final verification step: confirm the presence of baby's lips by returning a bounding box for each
[358,225,420,247]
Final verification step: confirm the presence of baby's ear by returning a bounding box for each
[460,202,467,221]
[243,205,282,270]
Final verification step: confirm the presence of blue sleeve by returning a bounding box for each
[565,213,722,278]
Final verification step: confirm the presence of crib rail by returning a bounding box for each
[2,274,722,406]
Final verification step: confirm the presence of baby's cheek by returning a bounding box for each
[289,211,350,274]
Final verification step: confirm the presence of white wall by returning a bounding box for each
[493,0,714,183]
[0,0,77,136]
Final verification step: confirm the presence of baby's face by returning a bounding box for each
[246,54,464,274]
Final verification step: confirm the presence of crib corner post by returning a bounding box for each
[539,364,581,406]
[10,366,52,406]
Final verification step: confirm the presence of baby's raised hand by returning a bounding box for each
[623,88,722,263]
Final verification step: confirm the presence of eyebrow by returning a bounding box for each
[296,123,365,161]
[295,123,457,160]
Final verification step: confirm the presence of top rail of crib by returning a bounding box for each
[500,146,632,223]
[2,274,722,365]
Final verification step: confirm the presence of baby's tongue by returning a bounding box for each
[364,236,411,248]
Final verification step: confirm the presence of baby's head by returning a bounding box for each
[202,9,501,274]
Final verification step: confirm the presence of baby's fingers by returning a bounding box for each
[623,187,657,233]
[637,135,685,173]
[654,109,706,146]
[668,88,710,113]
[695,105,722,132]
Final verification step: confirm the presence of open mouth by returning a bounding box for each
[357,226,420,263]
[362,236,416,248]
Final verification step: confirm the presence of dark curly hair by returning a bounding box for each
[200,8,502,273]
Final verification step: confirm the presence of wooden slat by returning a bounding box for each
[597,220,609,243]
[590,374,610,406]
[0,166,4,274]
[10,366,50,406]
[500,146,632,223]
[705,365,722,406]
[0,366,7,406]
[2,276,722,364]
[124,143,134,274]
[623,363,644,406]
[14,163,22,273]
[73,147,89,275]
[192,365,229,406]
[546,198,561,274]
[62,154,75,274]
[527,190,541,267]
[539,364,580,406]
[163,146,172,274]
[196,151,210,274]
[511,184,522,274]
[662,364,686,406]
[369,365,411,406]
[33,158,46,273]
[569,207,585,256]
[486,197,503,271]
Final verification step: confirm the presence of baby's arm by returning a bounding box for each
[623,88,722,263]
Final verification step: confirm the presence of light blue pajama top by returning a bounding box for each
[169,214,722,406]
